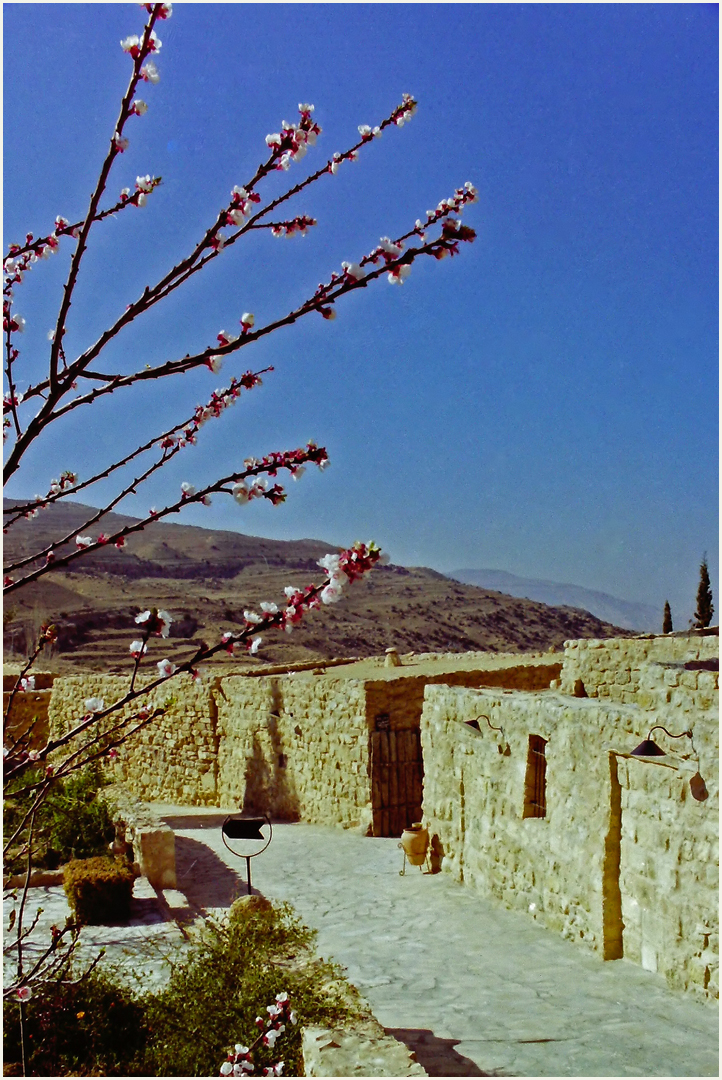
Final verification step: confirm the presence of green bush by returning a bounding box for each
[3,970,150,1077]
[4,764,116,874]
[144,901,358,1077]
[3,901,358,1075]
[64,855,135,925]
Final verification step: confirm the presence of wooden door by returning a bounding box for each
[370,726,424,837]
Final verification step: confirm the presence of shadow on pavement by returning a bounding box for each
[385,1028,501,1077]
[174,834,247,913]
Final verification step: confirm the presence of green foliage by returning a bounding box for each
[694,556,714,629]
[3,970,150,1077]
[662,600,673,634]
[3,902,358,1076]
[64,855,135,925]
[4,763,116,874]
[144,901,358,1077]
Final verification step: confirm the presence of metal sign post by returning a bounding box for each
[221,814,273,895]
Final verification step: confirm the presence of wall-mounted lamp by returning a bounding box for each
[630,725,708,802]
[630,725,693,757]
[474,715,511,756]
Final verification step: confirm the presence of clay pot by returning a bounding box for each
[400,823,429,866]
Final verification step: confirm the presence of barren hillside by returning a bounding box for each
[4,500,626,672]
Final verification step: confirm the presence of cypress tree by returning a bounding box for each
[662,600,673,634]
[693,556,714,629]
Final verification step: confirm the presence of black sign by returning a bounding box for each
[222,817,266,841]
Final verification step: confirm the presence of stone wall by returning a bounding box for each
[38,657,561,824]
[47,675,219,805]
[559,632,719,711]
[420,676,719,997]
[215,673,372,830]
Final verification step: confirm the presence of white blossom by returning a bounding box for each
[141,60,160,83]
[341,261,365,281]
[157,658,176,677]
[84,697,105,713]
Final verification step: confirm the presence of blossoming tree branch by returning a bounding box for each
[3,2,475,1016]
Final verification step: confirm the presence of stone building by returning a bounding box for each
[420,630,718,997]
[43,651,560,834]
[11,628,718,997]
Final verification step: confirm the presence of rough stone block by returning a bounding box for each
[136,826,176,890]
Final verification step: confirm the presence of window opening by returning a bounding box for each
[523,734,548,818]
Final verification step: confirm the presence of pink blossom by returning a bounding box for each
[140,60,160,83]
[120,34,141,54]
[388,263,412,284]
[341,261,365,281]
[157,658,176,677]
[107,748,119,760]
[206,355,223,374]
[135,609,173,637]
[113,133,129,153]
[16,986,32,1002]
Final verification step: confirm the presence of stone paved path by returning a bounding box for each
[6,806,718,1077]
[160,807,718,1078]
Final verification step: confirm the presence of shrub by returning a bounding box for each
[144,901,360,1077]
[4,763,116,874]
[3,970,149,1077]
[64,855,135,925]
[4,900,359,1076]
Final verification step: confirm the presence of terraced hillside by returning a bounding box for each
[4,500,626,672]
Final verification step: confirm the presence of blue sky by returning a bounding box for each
[4,3,718,625]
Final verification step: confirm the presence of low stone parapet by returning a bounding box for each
[302,1023,427,1077]
[108,784,177,890]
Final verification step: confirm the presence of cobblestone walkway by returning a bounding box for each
[7,806,718,1077]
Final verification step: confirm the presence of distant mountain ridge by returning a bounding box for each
[3,498,628,671]
[448,569,659,632]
